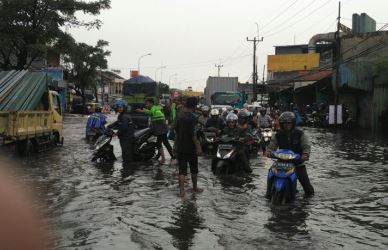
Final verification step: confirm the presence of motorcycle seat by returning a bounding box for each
[134,128,151,139]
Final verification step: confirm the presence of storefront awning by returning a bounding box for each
[294,81,316,90]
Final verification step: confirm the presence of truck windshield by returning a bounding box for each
[213,94,241,105]
[123,82,158,96]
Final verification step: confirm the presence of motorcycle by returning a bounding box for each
[91,129,116,163]
[211,135,250,175]
[260,128,273,154]
[305,113,315,127]
[202,127,218,155]
[92,127,158,163]
[250,128,262,154]
[267,149,300,205]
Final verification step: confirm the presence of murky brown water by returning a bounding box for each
[3,114,388,249]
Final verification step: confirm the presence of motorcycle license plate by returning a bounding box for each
[219,144,233,150]
[276,162,294,169]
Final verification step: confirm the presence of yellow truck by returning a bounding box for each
[0,71,64,154]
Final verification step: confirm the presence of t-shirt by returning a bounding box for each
[175,112,197,155]
[258,114,272,128]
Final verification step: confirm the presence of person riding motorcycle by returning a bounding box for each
[221,108,228,122]
[205,109,225,132]
[258,107,272,129]
[222,113,238,136]
[107,100,135,164]
[197,106,210,143]
[220,113,252,173]
[265,111,315,198]
[236,112,253,173]
[242,103,249,113]
[85,106,107,141]
[198,106,210,127]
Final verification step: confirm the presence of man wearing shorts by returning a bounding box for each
[175,97,203,197]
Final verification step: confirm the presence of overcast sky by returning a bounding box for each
[69,0,388,91]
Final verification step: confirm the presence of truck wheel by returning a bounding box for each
[54,133,63,146]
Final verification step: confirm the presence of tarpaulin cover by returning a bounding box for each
[0,70,49,111]
[123,75,157,97]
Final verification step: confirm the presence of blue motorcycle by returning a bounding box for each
[267,149,300,204]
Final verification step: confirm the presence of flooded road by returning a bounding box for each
[4,114,388,249]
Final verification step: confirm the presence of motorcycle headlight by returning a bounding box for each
[206,137,214,143]
[268,132,273,137]
[148,136,157,143]
[263,132,268,137]
[223,150,234,159]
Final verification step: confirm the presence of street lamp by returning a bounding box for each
[155,65,167,82]
[137,53,152,74]
[169,73,177,88]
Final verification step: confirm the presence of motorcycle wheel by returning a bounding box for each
[137,142,158,161]
[271,188,286,205]
[215,161,228,175]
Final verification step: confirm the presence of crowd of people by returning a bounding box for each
[85,98,315,198]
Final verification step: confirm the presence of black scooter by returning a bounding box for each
[211,135,250,175]
[92,129,116,163]
[91,128,158,163]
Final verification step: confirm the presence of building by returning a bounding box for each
[339,31,388,130]
[97,71,125,102]
[267,43,334,110]
[267,13,388,130]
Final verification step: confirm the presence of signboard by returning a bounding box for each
[267,53,320,72]
[44,67,63,81]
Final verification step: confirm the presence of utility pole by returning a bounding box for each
[247,35,263,101]
[261,65,266,104]
[215,64,223,77]
[334,1,341,125]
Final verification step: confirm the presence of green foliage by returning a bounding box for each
[64,40,110,92]
[0,0,111,69]
[158,82,170,94]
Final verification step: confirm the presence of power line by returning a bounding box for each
[109,53,252,71]
[340,23,388,57]
[265,0,332,38]
[261,0,300,31]
[262,0,319,36]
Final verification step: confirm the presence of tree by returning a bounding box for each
[158,82,170,95]
[0,0,110,70]
[64,40,110,114]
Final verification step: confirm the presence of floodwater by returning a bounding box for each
[4,114,388,249]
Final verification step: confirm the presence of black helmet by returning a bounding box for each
[259,107,266,115]
[237,111,248,125]
[95,106,102,113]
[279,111,296,129]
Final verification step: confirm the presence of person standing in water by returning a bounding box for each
[175,97,203,197]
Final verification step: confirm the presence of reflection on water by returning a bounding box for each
[265,201,310,237]
[166,200,204,250]
[2,115,388,249]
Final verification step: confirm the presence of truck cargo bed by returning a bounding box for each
[0,111,53,144]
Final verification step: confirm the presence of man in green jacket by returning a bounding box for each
[137,98,174,164]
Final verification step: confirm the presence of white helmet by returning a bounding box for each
[226,113,238,122]
[210,109,219,116]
